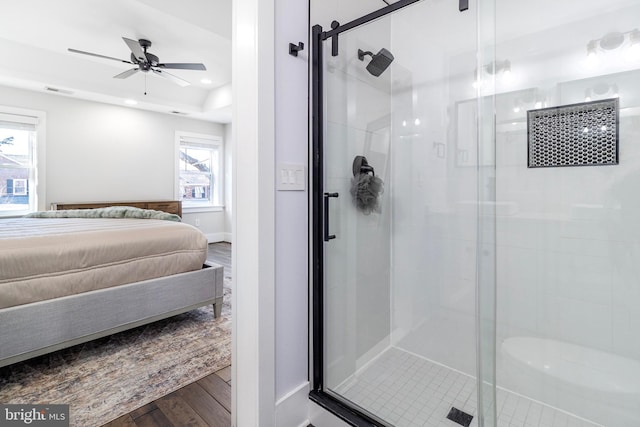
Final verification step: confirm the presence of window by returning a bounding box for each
[0,108,45,216]
[176,132,223,210]
[10,179,27,195]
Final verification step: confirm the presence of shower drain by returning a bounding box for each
[446,407,474,427]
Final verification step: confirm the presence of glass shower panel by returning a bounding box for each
[493,1,640,426]
[476,0,498,425]
[321,1,495,425]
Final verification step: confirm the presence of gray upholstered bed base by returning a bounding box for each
[0,261,224,368]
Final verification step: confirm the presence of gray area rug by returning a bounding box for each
[0,278,232,427]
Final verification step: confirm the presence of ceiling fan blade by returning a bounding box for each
[152,69,190,87]
[113,68,140,79]
[68,48,133,64]
[156,63,207,71]
[122,37,147,63]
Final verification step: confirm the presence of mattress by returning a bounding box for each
[0,218,208,309]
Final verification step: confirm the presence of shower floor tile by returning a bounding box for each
[332,347,601,427]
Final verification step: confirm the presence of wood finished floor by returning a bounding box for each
[103,242,232,427]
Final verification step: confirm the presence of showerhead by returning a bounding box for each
[358,48,394,77]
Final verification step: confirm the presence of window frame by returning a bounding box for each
[0,106,46,217]
[175,131,224,213]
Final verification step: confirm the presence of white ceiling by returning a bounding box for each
[0,0,232,123]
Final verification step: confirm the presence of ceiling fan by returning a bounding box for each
[68,37,206,87]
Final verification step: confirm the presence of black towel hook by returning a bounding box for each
[289,42,304,57]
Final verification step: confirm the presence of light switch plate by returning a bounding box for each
[277,164,306,191]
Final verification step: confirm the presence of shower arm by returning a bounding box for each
[357,49,373,61]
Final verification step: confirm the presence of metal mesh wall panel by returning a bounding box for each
[528,98,618,168]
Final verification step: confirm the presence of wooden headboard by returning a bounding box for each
[50,201,182,218]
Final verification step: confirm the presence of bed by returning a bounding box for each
[0,200,224,368]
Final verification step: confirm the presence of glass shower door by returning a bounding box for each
[312,1,497,425]
[320,13,394,420]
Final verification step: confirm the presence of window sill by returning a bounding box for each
[183,205,225,214]
[0,210,32,218]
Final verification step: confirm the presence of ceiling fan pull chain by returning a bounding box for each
[144,74,147,95]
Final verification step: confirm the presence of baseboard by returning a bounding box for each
[275,381,310,427]
[223,232,233,243]
[308,398,354,427]
[206,233,226,243]
[356,337,390,372]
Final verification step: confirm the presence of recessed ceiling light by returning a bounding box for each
[200,79,212,85]
[124,99,137,105]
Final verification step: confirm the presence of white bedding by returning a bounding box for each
[0,218,208,309]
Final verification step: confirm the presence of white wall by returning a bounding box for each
[0,84,228,237]
[274,0,310,406]
[310,0,390,31]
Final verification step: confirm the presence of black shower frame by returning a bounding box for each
[310,0,467,425]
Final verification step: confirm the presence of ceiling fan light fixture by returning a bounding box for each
[68,36,206,92]
[200,78,212,84]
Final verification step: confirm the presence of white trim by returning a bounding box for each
[332,340,391,394]
[174,130,224,207]
[232,0,276,425]
[308,401,352,427]
[224,232,233,243]
[0,105,46,215]
[176,130,223,144]
[275,381,310,427]
[183,206,224,214]
[356,337,391,372]
[205,232,226,243]
[0,112,39,125]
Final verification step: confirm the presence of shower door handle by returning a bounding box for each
[323,192,339,241]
